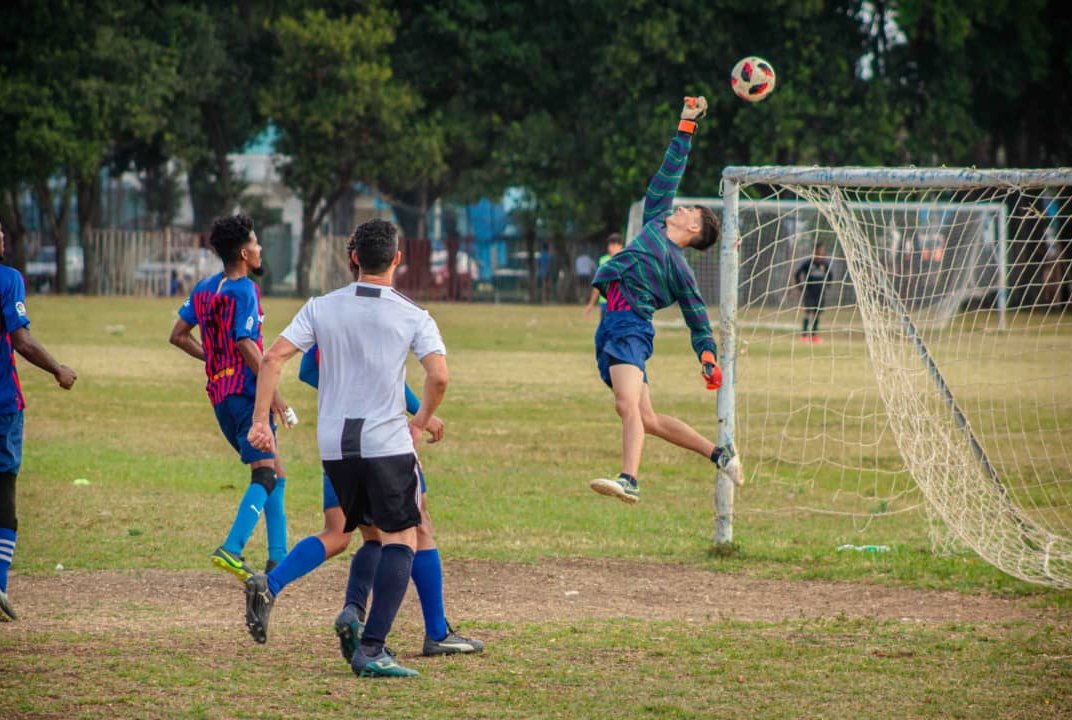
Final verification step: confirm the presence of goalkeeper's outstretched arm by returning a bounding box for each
[642,96,708,224]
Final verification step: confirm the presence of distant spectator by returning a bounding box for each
[575,252,596,298]
[583,233,624,318]
[793,242,835,343]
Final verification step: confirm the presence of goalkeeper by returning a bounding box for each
[589,96,736,505]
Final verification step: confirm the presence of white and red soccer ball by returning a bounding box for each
[731,56,776,103]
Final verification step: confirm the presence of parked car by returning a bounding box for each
[430,249,479,284]
[25,246,84,292]
[134,247,221,295]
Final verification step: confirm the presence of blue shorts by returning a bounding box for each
[594,310,654,388]
[213,394,275,465]
[0,412,24,475]
[322,462,426,510]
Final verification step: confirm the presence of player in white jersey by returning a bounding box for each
[244,219,448,679]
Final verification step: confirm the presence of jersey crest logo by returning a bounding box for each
[14,302,26,317]
[245,315,255,331]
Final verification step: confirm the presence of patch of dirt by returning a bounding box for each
[4,557,1060,638]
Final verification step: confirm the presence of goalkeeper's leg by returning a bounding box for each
[639,384,715,458]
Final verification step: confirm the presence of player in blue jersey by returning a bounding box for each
[589,97,739,505]
[0,220,78,621]
[297,346,483,658]
[168,214,292,581]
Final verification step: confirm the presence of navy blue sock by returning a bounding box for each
[266,536,326,596]
[0,527,15,592]
[263,477,288,563]
[360,543,414,651]
[223,483,268,555]
[412,548,448,641]
[345,540,382,618]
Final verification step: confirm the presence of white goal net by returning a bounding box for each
[630,168,1072,587]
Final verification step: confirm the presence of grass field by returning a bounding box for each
[2,296,1071,719]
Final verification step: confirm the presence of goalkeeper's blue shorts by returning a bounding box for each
[595,309,654,389]
[322,464,427,511]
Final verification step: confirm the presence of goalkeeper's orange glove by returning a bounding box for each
[679,96,708,134]
[700,350,722,390]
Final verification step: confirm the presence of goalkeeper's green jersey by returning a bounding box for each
[592,131,716,359]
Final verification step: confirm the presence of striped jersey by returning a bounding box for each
[178,272,263,406]
[592,131,716,359]
[0,266,29,413]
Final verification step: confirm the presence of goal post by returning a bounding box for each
[709,166,1072,587]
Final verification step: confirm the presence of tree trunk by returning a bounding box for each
[1,189,28,274]
[77,171,102,294]
[296,202,319,297]
[525,224,537,304]
[34,180,72,294]
[416,182,428,241]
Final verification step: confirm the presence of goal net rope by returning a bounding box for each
[663,168,1072,587]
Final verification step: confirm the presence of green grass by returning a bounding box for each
[2,296,1071,719]
[16,297,1071,598]
[3,617,1070,719]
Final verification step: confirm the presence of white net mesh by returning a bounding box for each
[630,170,1072,587]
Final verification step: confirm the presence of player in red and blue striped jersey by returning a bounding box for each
[0,220,77,621]
[589,96,737,505]
[168,215,292,581]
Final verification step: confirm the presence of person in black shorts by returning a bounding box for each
[793,242,834,344]
[246,219,448,678]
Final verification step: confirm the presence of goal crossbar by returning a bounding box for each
[723,166,1072,188]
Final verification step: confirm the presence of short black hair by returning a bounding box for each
[209,214,254,265]
[606,232,624,249]
[347,219,398,275]
[689,207,720,251]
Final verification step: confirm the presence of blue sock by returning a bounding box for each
[263,477,287,563]
[412,548,448,641]
[222,483,269,556]
[345,540,382,617]
[361,544,414,648]
[0,528,15,592]
[266,536,326,596]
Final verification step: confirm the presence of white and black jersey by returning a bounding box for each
[281,282,446,461]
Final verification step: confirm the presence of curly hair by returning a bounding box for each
[209,214,255,265]
[347,219,398,275]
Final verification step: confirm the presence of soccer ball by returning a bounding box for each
[730,56,776,103]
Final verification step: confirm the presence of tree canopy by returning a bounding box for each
[1,0,1068,291]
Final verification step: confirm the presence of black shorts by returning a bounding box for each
[802,288,825,311]
[322,453,421,533]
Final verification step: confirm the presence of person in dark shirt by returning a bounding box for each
[793,242,834,343]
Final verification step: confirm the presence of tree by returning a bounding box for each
[262,5,419,296]
[148,2,291,231]
[0,0,177,291]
